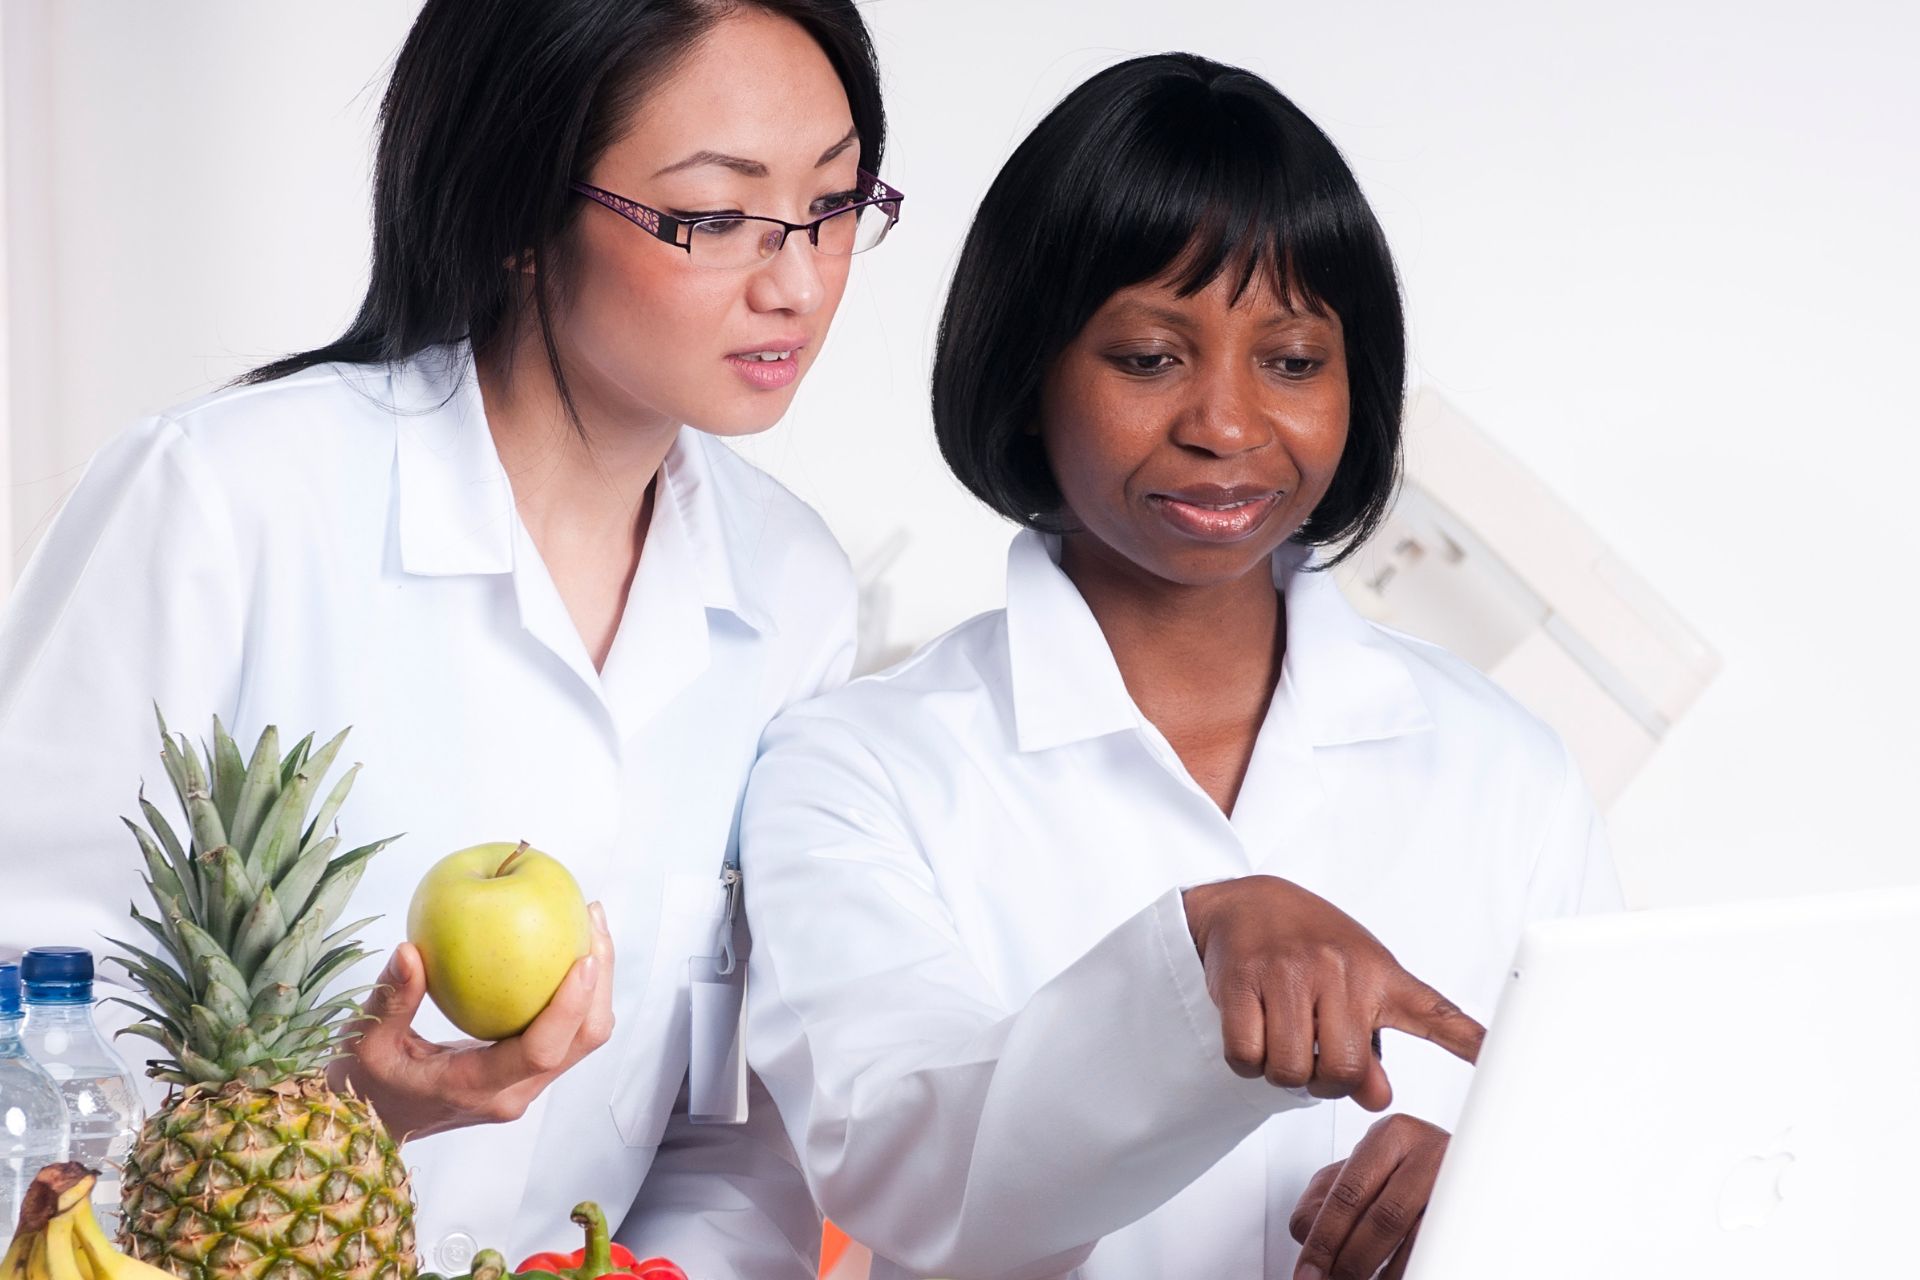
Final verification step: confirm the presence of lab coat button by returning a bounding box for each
[435,1233,478,1272]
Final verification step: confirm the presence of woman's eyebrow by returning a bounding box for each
[815,125,858,167]
[650,126,860,180]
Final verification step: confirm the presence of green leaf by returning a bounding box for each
[196,844,260,947]
[250,980,301,1023]
[211,716,247,832]
[227,725,282,857]
[272,835,337,926]
[317,915,382,957]
[250,770,315,888]
[137,797,200,917]
[126,820,189,919]
[279,732,315,789]
[186,1005,226,1061]
[102,947,193,1016]
[230,888,287,976]
[301,728,350,794]
[299,763,361,854]
[299,945,371,1006]
[174,919,251,1021]
[185,790,226,862]
[178,1045,227,1085]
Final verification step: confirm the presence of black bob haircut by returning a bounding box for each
[932,53,1403,563]
[244,0,885,411]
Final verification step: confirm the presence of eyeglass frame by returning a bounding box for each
[569,169,905,263]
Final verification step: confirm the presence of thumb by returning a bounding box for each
[1352,1053,1393,1113]
[362,943,428,1033]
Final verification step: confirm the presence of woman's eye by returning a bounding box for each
[1270,356,1321,378]
[811,190,863,218]
[1115,353,1177,375]
[692,217,747,238]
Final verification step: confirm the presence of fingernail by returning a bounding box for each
[1296,1267,1324,1280]
[582,954,600,986]
[590,901,608,933]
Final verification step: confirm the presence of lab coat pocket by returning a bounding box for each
[609,870,728,1147]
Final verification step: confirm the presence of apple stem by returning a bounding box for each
[494,840,530,878]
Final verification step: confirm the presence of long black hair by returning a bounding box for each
[244,0,885,403]
[932,53,1402,563]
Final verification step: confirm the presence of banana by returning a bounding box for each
[5,1166,174,1280]
[65,1201,174,1280]
[38,1216,84,1280]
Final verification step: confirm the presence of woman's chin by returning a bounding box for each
[683,386,802,438]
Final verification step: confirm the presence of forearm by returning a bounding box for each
[754,888,1308,1280]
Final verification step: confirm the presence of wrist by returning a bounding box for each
[1181,880,1229,957]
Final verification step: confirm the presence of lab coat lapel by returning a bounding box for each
[1234,547,1435,875]
[595,453,710,745]
[596,431,775,743]
[1003,532,1140,753]
[390,346,516,578]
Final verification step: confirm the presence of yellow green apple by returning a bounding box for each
[406,840,591,1041]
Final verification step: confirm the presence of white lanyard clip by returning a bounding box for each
[717,862,743,975]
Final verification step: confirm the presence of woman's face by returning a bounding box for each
[1040,264,1351,591]
[555,7,860,436]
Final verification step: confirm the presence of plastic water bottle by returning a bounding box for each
[19,949,143,1239]
[1,961,70,1251]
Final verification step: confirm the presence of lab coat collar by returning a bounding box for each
[658,429,778,637]
[388,344,774,634]
[391,345,515,577]
[1003,529,1432,753]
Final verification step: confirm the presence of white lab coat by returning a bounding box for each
[0,345,852,1277]
[740,530,1624,1280]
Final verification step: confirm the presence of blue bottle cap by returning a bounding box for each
[0,963,19,1017]
[21,946,94,1004]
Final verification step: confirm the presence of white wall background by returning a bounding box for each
[3,0,1916,911]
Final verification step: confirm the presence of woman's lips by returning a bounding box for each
[725,342,805,391]
[1147,489,1281,542]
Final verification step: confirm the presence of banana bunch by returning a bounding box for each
[3,1165,176,1280]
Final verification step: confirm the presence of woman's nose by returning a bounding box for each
[746,231,826,316]
[1170,365,1275,457]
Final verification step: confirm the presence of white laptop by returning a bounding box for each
[1404,883,1920,1279]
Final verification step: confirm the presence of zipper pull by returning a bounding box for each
[717,863,743,976]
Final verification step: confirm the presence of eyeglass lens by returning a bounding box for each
[688,201,897,268]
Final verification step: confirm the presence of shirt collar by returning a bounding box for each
[388,343,774,635]
[1003,529,1432,754]
[391,344,515,577]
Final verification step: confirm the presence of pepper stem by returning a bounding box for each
[568,1202,613,1280]
[493,841,531,878]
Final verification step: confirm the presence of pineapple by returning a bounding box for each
[104,711,416,1280]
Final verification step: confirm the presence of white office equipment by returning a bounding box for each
[1404,884,1920,1278]
[1336,390,1719,805]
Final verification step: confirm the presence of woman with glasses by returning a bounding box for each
[739,53,1621,1280]
[0,0,899,1274]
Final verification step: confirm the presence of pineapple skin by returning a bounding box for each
[120,1075,415,1280]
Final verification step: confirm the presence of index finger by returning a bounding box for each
[1380,971,1485,1065]
[476,953,599,1089]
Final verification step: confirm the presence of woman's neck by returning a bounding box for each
[473,329,679,671]
[1061,534,1285,813]
[474,330,679,540]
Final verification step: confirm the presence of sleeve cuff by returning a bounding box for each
[1147,886,1317,1118]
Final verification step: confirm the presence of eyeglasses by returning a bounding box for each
[571,169,904,270]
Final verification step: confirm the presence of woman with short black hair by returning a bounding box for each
[741,53,1620,1280]
[0,1,903,1274]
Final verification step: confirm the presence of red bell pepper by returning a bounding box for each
[514,1203,687,1280]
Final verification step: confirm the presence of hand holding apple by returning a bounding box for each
[407,840,593,1040]
[327,866,614,1143]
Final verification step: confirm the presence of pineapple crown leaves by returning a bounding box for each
[105,706,401,1089]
